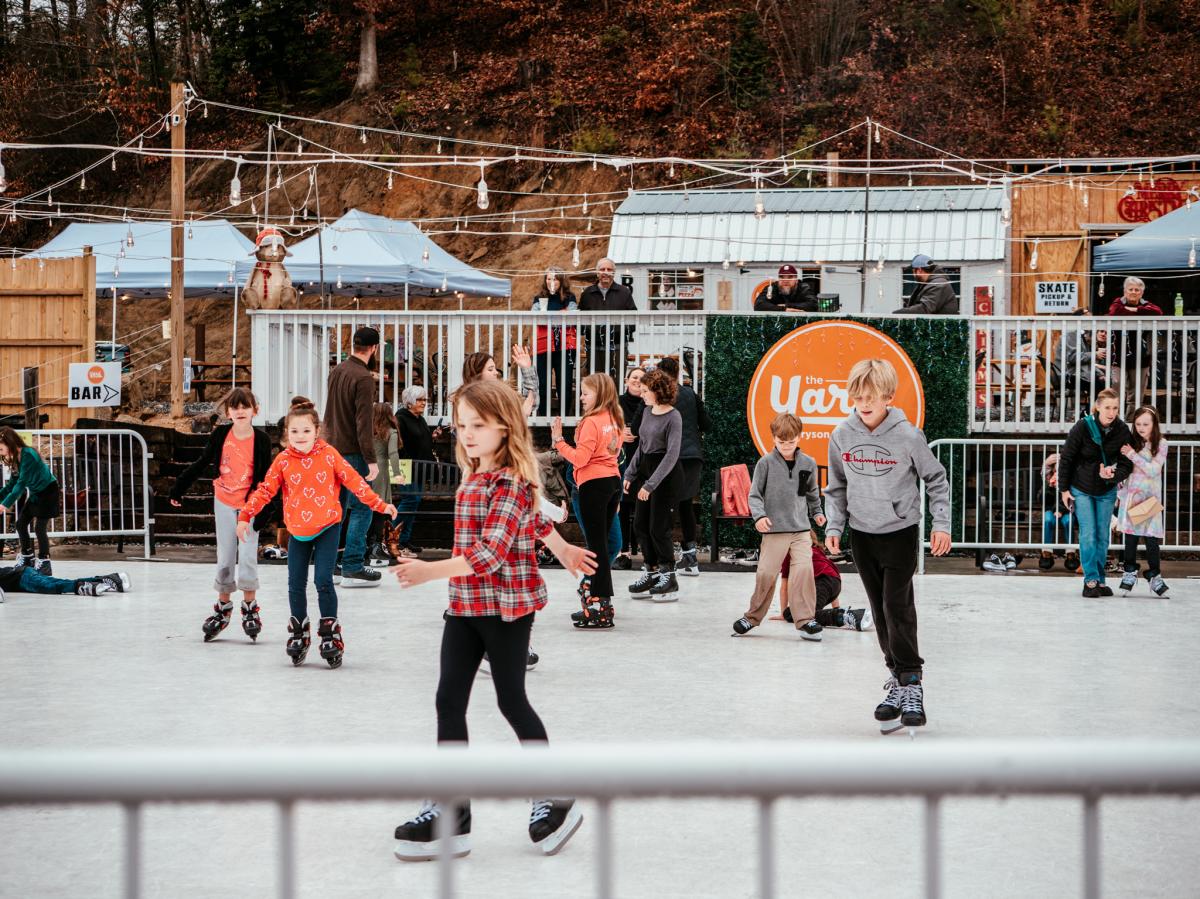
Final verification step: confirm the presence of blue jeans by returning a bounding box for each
[393,485,423,545]
[1042,511,1075,545]
[18,567,77,594]
[287,525,339,620]
[566,462,621,562]
[1070,488,1117,584]
[339,453,374,573]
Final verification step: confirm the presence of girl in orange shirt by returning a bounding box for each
[551,372,624,628]
[237,400,396,668]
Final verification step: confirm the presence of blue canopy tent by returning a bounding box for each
[275,209,511,302]
[25,219,254,297]
[1093,202,1200,272]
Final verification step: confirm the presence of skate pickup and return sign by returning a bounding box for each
[68,362,121,407]
[1035,281,1078,314]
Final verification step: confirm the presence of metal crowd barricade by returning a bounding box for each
[969,315,1200,434]
[0,428,153,557]
[919,438,1200,572]
[1,741,1197,899]
[249,309,707,427]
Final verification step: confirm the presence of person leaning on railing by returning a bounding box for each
[753,264,817,312]
[392,386,444,559]
[893,254,959,315]
[1106,276,1164,407]
[530,267,578,416]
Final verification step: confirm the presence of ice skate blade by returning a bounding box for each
[536,806,584,856]
[651,592,679,603]
[879,718,904,735]
[394,835,471,862]
[677,567,700,577]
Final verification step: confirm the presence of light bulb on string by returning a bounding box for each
[874,123,881,143]
[806,169,812,185]
[47,190,53,205]
[111,157,116,172]
[137,135,143,150]
[118,246,125,259]
[230,157,243,205]
[969,162,976,181]
[521,220,527,233]
[587,217,593,232]
[1098,274,1105,298]
[250,197,257,216]
[668,161,675,178]
[289,210,295,226]
[582,193,589,215]
[336,273,343,289]
[38,257,44,270]
[455,218,460,233]
[754,182,765,220]
[560,206,565,218]
[907,173,913,187]
[572,239,580,269]
[476,162,489,209]
[722,243,731,270]
[302,207,309,221]
[422,248,430,262]
[275,170,282,189]
[113,263,119,277]
[441,274,448,291]
[592,157,597,171]
[1029,239,1039,271]
[436,139,442,154]
[202,102,208,118]
[1081,189,1089,209]
[126,224,135,248]
[359,127,367,144]
[387,171,393,190]
[0,146,6,192]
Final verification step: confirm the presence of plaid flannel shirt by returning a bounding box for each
[448,469,555,621]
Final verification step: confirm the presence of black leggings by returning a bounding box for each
[633,459,681,571]
[436,612,547,745]
[577,476,620,598]
[1123,534,1162,577]
[16,483,60,559]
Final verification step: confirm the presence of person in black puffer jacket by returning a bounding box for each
[1056,388,1133,597]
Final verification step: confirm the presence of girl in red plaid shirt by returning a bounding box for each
[391,380,595,862]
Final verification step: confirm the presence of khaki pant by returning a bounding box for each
[743,531,816,627]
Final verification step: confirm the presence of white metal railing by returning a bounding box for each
[250,310,708,425]
[0,428,153,556]
[969,315,1200,434]
[918,438,1200,569]
[1,741,1198,899]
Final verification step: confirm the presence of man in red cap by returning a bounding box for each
[753,264,818,312]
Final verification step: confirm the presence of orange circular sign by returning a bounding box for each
[87,365,106,384]
[746,322,925,464]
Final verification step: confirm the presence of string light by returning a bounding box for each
[111,157,116,172]
[422,248,430,262]
[476,161,489,210]
[668,161,675,178]
[275,170,282,189]
[1029,238,1039,271]
[441,274,448,291]
[1098,273,1105,298]
[572,238,580,268]
[874,123,881,144]
[230,157,243,204]
[0,145,6,192]
[359,127,367,144]
[582,193,589,215]
[125,224,135,248]
[753,179,765,220]
[250,197,257,216]
[118,246,125,259]
[436,139,442,154]
[722,243,731,270]
[1081,189,1089,209]
[387,171,393,190]
[202,102,208,118]
[336,273,343,289]
[587,217,593,231]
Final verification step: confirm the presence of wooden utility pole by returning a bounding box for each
[169,81,186,418]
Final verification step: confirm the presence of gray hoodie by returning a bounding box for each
[748,448,822,533]
[824,408,951,537]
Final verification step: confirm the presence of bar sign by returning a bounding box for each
[1035,281,1078,313]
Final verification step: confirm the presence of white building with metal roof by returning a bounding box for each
[606,185,1007,314]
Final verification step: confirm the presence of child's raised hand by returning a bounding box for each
[825,534,841,555]
[236,521,251,543]
[393,558,433,588]
[930,531,952,556]
[813,514,827,527]
[511,344,532,369]
[754,516,772,533]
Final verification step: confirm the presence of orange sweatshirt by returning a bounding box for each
[554,412,621,486]
[239,439,389,538]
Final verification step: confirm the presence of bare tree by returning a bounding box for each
[353,4,379,95]
[756,0,863,89]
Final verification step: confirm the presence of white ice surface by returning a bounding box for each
[1,561,1197,898]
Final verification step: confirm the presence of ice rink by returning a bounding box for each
[2,558,1198,898]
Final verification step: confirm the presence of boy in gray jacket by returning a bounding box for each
[824,359,951,734]
[732,414,827,640]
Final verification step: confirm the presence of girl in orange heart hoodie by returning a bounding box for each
[238,400,396,668]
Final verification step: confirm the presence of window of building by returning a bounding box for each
[648,269,704,310]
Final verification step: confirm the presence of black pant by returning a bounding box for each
[1123,534,1162,578]
[16,483,61,559]
[436,612,547,745]
[676,459,702,547]
[535,349,576,416]
[633,455,681,570]
[577,476,620,598]
[853,525,923,681]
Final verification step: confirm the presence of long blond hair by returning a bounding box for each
[581,372,624,453]
[453,380,541,505]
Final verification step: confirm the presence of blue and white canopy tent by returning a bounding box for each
[25,219,254,296]
[1093,201,1200,271]
[275,209,511,304]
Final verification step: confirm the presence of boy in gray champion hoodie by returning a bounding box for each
[824,359,951,734]
[731,413,827,639]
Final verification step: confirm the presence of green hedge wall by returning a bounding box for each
[702,315,972,549]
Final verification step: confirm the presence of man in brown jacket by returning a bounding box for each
[324,326,382,586]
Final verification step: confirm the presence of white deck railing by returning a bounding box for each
[2,741,1198,899]
[970,315,1200,434]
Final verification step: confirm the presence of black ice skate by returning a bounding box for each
[1119,570,1138,593]
[75,580,114,596]
[18,552,35,570]
[798,620,823,641]
[899,681,927,737]
[96,572,131,593]
[286,616,311,666]
[202,600,234,642]
[572,578,615,629]
[648,570,679,602]
[529,798,583,856]
[241,599,262,641]
[35,558,53,576]
[394,801,472,861]
[317,617,344,668]
[676,545,700,577]
[1150,574,1169,596]
[367,542,393,568]
[875,676,904,735]
[527,647,540,669]
[628,568,655,598]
